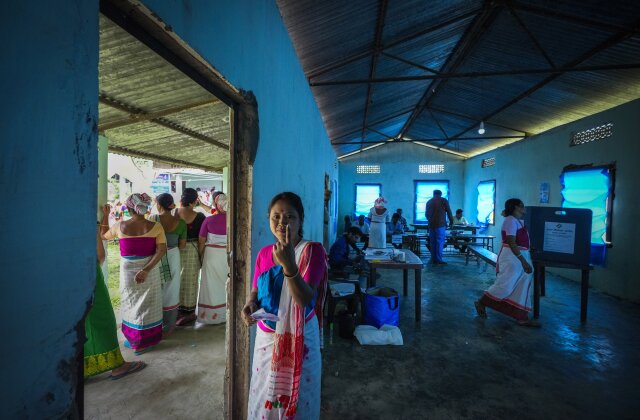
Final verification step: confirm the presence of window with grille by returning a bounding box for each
[481,157,495,168]
[570,123,613,146]
[476,180,496,226]
[354,184,381,217]
[560,165,615,265]
[356,165,380,174]
[414,180,449,224]
[418,164,445,174]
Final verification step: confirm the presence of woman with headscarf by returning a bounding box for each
[241,192,328,419]
[176,188,207,326]
[196,193,229,324]
[150,193,187,336]
[101,193,167,355]
[368,197,390,249]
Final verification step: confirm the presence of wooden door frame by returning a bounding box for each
[97,2,256,418]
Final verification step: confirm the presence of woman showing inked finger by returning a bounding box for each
[242,192,328,419]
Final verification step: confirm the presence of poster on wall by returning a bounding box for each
[543,222,576,254]
[539,182,550,204]
[151,173,171,195]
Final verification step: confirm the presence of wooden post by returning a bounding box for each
[580,269,589,323]
[403,269,408,296]
[414,269,421,321]
[225,92,258,420]
[533,262,541,319]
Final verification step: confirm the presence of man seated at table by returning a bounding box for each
[354,214,370,250]
[329,227,364,273]
[452,209,471,253]
[452,208,469,225]
[387,213,404,249]
[396,208,409,231]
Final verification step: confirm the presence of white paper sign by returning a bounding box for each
[543,222,576,254]
[391,234,403,245]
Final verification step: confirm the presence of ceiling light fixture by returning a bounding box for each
[478,121,486,135]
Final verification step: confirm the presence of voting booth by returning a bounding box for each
[525,206,594,323]
[525,207,592,267]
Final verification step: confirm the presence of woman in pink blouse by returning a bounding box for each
[101,193,167,354]
[242,192,327,420]
[196,193,229,324]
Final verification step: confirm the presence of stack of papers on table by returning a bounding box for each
[364,249,394,261]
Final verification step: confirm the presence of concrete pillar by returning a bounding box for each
[222,166,229,194]
[97,135,109,220]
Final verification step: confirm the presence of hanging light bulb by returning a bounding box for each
[478,121,486,135]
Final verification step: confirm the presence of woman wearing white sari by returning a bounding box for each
[368,196,390,249]
[101,193,167,354]
[474,198,540,327]
[242,192,328,420]
[197,193,228,324]
[151,193,186,335]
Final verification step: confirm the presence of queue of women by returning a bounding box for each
[85,187,535,418]
[83,188,229,380]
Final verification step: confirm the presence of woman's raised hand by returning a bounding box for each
[102,204,111,216]
[273,225,297,276]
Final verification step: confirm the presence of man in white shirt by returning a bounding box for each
[453,209,468,225]
[354,215,370,250]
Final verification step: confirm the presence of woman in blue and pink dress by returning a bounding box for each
[196,193,229,324]
[242,192,328,420]
[474,198,540,327]
[102,193,167,354]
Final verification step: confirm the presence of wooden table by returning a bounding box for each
[533,260,594,323]
[451,225,480,234]
[410,224,480,235]
[446,233,495,251]
[367,250,424,321]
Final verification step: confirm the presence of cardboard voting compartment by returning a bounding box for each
[524,206,592,267]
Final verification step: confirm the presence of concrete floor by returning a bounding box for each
[85,255,640,419]
[84,321,225,419]
[320,256,640,419]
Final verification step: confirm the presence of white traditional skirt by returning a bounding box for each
[368,221,387,249]
[247,318,321,420]
[197,246,228,324]
[120,256,163,350]
[486,247,533,313]
[162,247,182,332]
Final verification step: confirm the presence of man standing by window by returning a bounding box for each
[426,190,454,265]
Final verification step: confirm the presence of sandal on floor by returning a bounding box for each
[176,314,197,326]
[134,346,155,356]
[474,301,487,319]
[109,361,147,380]
[517,319,542,328]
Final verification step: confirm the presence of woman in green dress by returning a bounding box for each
[84,207,147,379]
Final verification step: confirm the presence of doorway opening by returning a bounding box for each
[82,2,257,418]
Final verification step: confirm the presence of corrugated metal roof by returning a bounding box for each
[99,15,230,170]
[277,0,640,157]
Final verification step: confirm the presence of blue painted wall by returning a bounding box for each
[3,0,336,416]
[464,99,640,302]
[339,143,466,232]
[142,0,338,260]
[1,2,99,417]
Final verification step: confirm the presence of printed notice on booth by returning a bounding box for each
[543,222,576,254]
